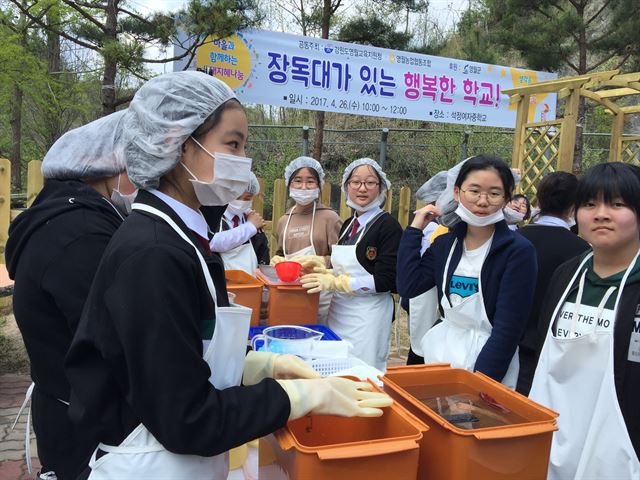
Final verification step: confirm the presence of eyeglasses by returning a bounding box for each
[461,188,505,205]
[291,179,318,188]
[348,180,380,190]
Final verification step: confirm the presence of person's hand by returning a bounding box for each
[270,255,285,266]
[273,354,321,380]
[246,210,266,230]
[277,377,394,420]
[411,204,439,230]
[295,255,326,274]
[300,272,352,294]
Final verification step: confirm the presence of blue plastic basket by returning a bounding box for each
[249,324,341,351]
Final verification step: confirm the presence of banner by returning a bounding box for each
[180,29,557,128]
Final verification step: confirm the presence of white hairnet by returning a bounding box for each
[247,172,260,195]
[121,71,237,189]
[42,111,126,180]
[284,156,325,186]
[416,171,448,203]
[341,158,391,193]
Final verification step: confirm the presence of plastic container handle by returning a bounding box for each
[251,334,265,351]
[316,439,419,460]
[472,422,558,440]
[273,427,296,451]
[278,285,303,290]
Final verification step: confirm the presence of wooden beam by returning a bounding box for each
[597,88,640,98]
[621,105,640,114]
[511,94,530,171]
[579,88,621,114]
[592,73,640,89]
[503,78,590,96]
[558,89,580,172]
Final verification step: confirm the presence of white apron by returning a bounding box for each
[218,216,258,276]
[283,202,332,324]
[408,288,439,357]
[529,250,640,480]
[420,237,519,388]
[86,203,252,480]
[327,214,393,371]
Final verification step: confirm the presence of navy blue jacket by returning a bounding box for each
[397,220,537,381]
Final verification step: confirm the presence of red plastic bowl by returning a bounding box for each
[274,261,302,282]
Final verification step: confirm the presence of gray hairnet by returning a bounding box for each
[434,157,473,227]
[42,111,126,180]
[416,171,448,203]
[284,156,325,186]
[341,158,391,193]
[246,172,260,195]
[121,71,237,189]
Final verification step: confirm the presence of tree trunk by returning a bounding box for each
[44,11,63,149]
[572,2,587,174]
[101,0,119,116]
[312,0,333,160]
[10,84,24,190]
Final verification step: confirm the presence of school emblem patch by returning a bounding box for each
[366,246,377,260]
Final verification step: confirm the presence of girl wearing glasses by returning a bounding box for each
[273,156,342,321]
[301,158,402,371]
[396,155,537,388]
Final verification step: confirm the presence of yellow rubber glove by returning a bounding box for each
[295,255,327,274]
[243,351,321,386]
[270,255,285,266]
[276,377,393,420]
[300,272,353,294]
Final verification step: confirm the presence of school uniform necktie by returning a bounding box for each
[232,215,240,228]
[349,219,360,239]
[192,231,212,256]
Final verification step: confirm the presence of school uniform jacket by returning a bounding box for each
[537,254,640,457]
[396,220,538,382]
[66,190,290,456]
[338,212,402,293]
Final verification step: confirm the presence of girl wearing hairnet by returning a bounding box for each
[396,155,537,388]
[301,158,402,371]
[272,156,342,322]
[65,72,392,480]
[5,111,136,480]
[208,172,269,275]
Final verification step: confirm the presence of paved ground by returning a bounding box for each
[0,374,40,480]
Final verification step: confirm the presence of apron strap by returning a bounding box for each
[283,202,316,257]
[11,382,35,474]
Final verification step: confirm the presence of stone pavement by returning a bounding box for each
[0,374,39,480]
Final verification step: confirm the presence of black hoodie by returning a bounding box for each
[6,179,124,400]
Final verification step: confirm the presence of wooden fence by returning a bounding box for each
[0,160,425,262]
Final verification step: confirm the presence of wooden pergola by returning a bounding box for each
[503,70,640,196]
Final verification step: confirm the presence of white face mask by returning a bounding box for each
[290,187,319,205]
[503,206,525,224]
[182,137,252,206]
[110,173,137,214]
[227,199,252,215]
[455,202,505,227]
[346,193,386,213]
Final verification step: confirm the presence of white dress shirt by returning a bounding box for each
[209,210,257,252]
[347,206,383,293]
[149,189,209,239]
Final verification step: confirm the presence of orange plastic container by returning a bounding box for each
[255,270,319,325]
[225,269,263,326]
[265,383,427,480]
[381,364,559,480]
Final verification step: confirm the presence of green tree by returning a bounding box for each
[11,0,263,116]
[337,15,412,50]
[483,0,640,172]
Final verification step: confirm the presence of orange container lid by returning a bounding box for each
[381,364,558,440]
[225,269,264,288]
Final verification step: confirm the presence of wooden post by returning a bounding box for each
[0,159,11,264]
[558,89,580,172]
[339,190,350,220]
[384,188,393,213]
[511,94,530,172]
[397,186,411,228]
[27,160,44,207]
[269,178,287,257]
[252,177,265,216]
[321,182,331,206]
[609,112,625,162]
